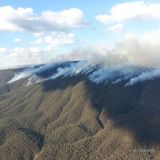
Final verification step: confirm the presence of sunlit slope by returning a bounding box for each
[0,65,160,160]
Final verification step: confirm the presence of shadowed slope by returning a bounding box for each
[1,65,160,159]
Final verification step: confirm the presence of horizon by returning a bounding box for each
[1,0,160,68]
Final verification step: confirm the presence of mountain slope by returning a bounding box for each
[0,62,160,160]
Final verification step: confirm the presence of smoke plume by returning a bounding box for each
[7,30,160,86]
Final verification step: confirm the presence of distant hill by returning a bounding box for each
[0,61,160,160]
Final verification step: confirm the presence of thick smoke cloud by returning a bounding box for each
[113,31,160,68]
[54,30,160,68]
[7,30,160,86]
[0,6,86,32]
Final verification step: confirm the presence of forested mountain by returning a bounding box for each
[0,61,160,160]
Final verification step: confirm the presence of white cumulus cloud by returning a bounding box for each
[96,1,160,31]
[0,32,76,69]
[0,6,87,33]
[43,32,75,51]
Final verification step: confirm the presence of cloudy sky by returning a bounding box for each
[1,0,160,68]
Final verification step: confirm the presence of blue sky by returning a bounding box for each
[1,0,160,68]
[0,0,120,47]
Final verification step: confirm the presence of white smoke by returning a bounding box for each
[25,61,98,84]
[126,69,160,86]
[88,65,142,84]
[7,30,160,86]
[8,69,33,84]
[8,59,158,86]
[113,31,160,68]
[7,62,64,84]
[7,61,160,87]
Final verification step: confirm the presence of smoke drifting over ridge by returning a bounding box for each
[113,31,160,68]
[7,60,160,87]
[55,30,160,68]
[6,31,160,86]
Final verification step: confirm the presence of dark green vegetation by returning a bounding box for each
[0,68,160,160]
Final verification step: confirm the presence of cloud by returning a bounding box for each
[0,6,87,33]
[2,29,160,69]
[96,1,160,30]
[2,26,160,78]
[0,31,76,69]
[13,38,21,43]
[0,48,8,54]
[0,6,33,32]
[33,32,75,51]
[0,47,49,69]
[107,23,124,32]
[43,32,75,51]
